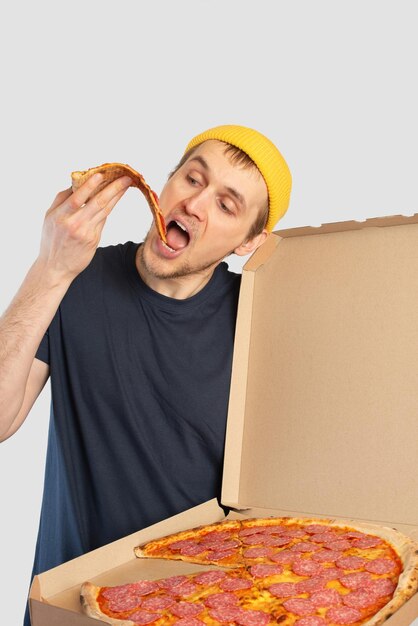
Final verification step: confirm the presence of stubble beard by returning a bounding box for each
[138,229,233,281]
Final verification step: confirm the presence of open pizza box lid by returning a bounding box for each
[30,213,418,625]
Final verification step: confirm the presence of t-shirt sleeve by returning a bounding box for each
[35,329,50,365]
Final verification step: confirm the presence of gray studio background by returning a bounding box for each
[1,1,417,624]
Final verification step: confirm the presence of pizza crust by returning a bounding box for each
[80,582,137,626]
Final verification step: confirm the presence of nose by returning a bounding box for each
[183,187,211,221]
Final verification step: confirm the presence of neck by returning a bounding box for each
[135,248,218,299]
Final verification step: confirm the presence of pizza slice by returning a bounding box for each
[71,162,167,244]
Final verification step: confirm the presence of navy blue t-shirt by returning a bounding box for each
[25,242,241,625]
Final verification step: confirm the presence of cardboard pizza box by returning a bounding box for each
[30,213,418,625]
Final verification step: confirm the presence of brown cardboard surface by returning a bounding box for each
[223,221,418,527]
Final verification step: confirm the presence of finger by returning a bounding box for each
[48,187,73,212]
[84,175,132,218]
[91,186,129,228]
[65,172,106,211]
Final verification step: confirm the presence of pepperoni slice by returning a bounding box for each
[305,525,330,534]
[170,540,197,550]
[269,582,300,597]
[317,567,341,581]
[103,581,159,598]
[292,558,323,576]
[352,536,382,549]
[141,596,175,611]
[283,598,315,616]
[209,538,240,550]
[326,606,362,624]
[205,548,236,561]
[365,558,397,574]
[340,531,368,540]
[323,540,352,551]
[107,595,143,612]
[367,578,396,597]
[158,576,189,589]
[235,608,271,626]
[129,610,161,624]
[171,601,205,617]
[250,564,284,578]
[204,592,239,608]
[180,544,207,556]
[310,532,340,543]
[169,581,198,597]
[242,534,267,546]
[284,528,308,538]
[239,526,266,537]
[295,617,327,626]
[243,546,274,558]
[271,549,297,564]
[208,606,242,622]
[343,589,380,609]
[174,619,205,626]
[310,589,342,608]
[220,578,253,591]
[291,542,319,553]
[336,556,368,570]
[262,525,286,535]
[201,530,234,543]
[193,570,227,585]
[340,572,374,590]
[263,535,293,547]
[296,578,326,593]
[312,550,342,563]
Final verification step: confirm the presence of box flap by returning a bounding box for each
[223,219,418,527]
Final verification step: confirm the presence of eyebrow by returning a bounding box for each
[188,155,247,211]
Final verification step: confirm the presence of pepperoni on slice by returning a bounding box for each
[180,544,207,556]
[326,606,362,624]
[296,578,326,593]
[343,589,380,609]
[208,606,242,623]
[310,589,342,608]
[261,525,286,535]
[367,578,396,597]
[365,558,397,574]
[201,530,234,543]
[292,558,323,577]
[352,536,382,549]
[141,595,175,611]
[170,601,205,617]
[336,556,367,570]
[204,592,239,608]
[310,532,340,543]
[193,570,227,585]
[174,619,205,626]
[129,610,161,624]
[283,598,315,616]
[340,571,374,590]
[107,595,143,612]
[295,617,327,626]
[169,581,198,597]
[317,567,341,582]
[291,542,319,553]
[243,546,274,558]
[158,576,189,589]
[312,550,342,563]
[205,548,236,561]
[305,525,330,534]
[340,531,368,540]
[270,549,297,564]
[269,582,300,597]
[250,564,283,578]
[239,526,266,537]
[169,539,197,550]
[263,535,293,547]
[220,578,253,591]
[323,540,352,551]
[235,608,271,626]
[242,534,267,546]
[285,528,308,538]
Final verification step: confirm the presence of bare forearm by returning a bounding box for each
[0,259,71,430]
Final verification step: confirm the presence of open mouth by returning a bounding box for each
[162,220,191,253]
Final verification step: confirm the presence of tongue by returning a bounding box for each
[166,225,189,251]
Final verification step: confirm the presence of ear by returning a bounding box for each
[234,229,269,257]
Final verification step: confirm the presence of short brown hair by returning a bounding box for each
[168,142,269,240]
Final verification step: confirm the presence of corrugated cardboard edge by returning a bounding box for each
[222,233,280,506]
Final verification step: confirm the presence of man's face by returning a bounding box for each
[139,140,269,280]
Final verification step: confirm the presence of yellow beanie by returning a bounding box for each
[185,124,292,232]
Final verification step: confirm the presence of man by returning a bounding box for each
[0,125,291,625]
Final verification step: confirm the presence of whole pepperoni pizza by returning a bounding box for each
[80,517,418,626]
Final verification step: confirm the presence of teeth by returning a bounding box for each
[174,220,188,232]
[162,240,176,253]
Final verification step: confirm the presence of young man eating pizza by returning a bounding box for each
[0,125,292,625]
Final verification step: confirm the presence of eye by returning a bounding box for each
[219,200,234,215]
[187,175,199,186]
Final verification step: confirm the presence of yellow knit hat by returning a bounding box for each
[185,124,292,232]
